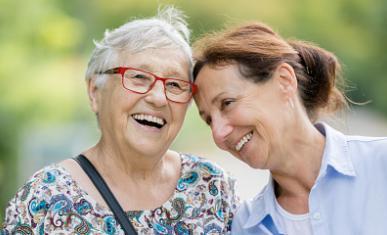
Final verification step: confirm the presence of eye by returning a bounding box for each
[220,99,235,111]
[125,70,152,81]
[132,73,150,80]
[166,81,182,89]
[166,80,190,95]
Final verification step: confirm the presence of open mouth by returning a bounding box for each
[132,114,166,129]
[235,131,253,152]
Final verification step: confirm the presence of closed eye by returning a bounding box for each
[166,81,184,91]
[132,74,150,80]
[220,99,235,111]
[125,70,153,81]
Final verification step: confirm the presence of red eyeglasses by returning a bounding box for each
[98,67,197,103]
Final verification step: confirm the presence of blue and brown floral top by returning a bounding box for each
[1,154,238,234]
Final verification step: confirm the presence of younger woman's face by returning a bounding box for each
[194,63,291,169]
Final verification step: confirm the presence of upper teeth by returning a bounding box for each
[132,114,165,126]
[235,132,253,152]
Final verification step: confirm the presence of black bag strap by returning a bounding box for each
[74,154,137,235]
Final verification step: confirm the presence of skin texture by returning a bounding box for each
[194,62,326,213]
[61,48,191,211]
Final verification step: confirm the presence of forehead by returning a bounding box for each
[118,48,191,78]
[195,64,248,94]
[194,64,248,109]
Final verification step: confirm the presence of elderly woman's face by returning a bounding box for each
[89,48,191,156]
[194,63,291,169]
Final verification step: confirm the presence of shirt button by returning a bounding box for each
[312,212,321,220]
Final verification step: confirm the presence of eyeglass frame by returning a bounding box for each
[96,66,198,104]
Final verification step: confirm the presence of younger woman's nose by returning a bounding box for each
[211,115,233,149]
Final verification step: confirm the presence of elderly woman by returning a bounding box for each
[193,22,387,235]
[1,7,238,234]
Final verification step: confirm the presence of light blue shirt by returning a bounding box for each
[232,123,387,235]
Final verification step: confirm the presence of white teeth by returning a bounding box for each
[132,114,165,126]
[235,132,253,152]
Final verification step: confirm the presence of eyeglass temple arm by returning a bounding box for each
[96,67,121,75]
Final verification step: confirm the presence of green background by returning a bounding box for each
[1,0,387,220]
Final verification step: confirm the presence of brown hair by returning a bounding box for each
[193,22,347,121]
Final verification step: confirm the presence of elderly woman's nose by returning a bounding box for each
[145,80,168,106]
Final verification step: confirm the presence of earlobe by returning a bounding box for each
[87,77,99,113]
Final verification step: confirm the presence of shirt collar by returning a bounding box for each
[316,122,356,177]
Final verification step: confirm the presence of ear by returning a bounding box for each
[87,76,100,113]
[273,63,298,99]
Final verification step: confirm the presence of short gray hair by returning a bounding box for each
[85,6,192,86]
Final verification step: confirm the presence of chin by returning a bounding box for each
[127,139,168,157]
[242,154,267,169]
[137,148,166,158]
[248,163,265,170]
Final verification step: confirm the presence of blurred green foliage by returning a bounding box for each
[1,0,386,220]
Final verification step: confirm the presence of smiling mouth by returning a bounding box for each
[235,131,253,152]
[131,114,166,129]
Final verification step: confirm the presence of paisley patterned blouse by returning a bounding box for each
[1,154,238,234]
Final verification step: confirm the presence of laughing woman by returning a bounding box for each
[1,7,237,234]
[193,22,387,234]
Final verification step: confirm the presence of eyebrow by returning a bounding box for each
[137,65,187,79]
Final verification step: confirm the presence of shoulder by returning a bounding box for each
[176,153,240,233]
[1,163,113,234]
[180,152,240,198]
[1,164,74,233]
[325,125,387,178]
[179,153,237,190]
[180,153,228,176]
[321,123,387,167]
[345,135,387,173]
[322,122,387,154]
[343,133,387,160]
[346,135,387,149]
[12,163,72,201]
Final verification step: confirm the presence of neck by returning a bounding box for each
[271,120,325,197]
[83,137,171,184]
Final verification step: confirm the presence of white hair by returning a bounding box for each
[85,6,192,86]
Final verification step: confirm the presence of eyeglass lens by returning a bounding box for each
[123,69,192,102]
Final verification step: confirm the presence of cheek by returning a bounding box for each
[214,139,228,151]
[171,105,188,126]
[232,105,262,126]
